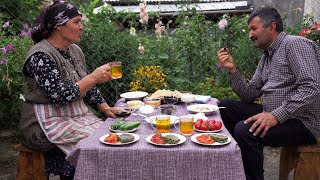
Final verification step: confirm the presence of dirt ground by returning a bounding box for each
[0,130,293,180]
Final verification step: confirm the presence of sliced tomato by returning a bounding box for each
[196,134,214,144]
[151,133,166,144]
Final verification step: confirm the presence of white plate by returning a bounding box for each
[109,126,139,133]
[194,127,223,133]
[191,133,231,146]
[146,133,186,146]
[187,104,219,115]
[145,115,180,125]
[100,133,139,145]
[120,91,148,100]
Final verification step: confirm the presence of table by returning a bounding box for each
[66,98,246,180]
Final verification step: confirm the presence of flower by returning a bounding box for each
[299,28,312,36]
[298,23,320,45]
[294,7,303,14]
[2,21,10,28]
[138,44,145,54]
[218,19,228,30]
[0,59,8,64]
[6,44,15,51]
[155,21,165,39]
[130,65,167,93]
[130,27,136,36]
[1,47,7,55]
[139,1,148,25]
[23,23,29,29]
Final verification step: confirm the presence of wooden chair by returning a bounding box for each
[279,139,320,180]
[13,143,48,180]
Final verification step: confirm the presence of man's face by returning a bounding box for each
[248,16,273,49]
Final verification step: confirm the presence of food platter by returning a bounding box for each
[190,133,231,146]
[99,133,139,145]
[146,133,186,146]
[120,91,148,101]
[109,126,139,133]
[187,104,219,115]
[145,115,180,125]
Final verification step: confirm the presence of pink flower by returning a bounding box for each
[218,19,228,30]
[1,47,7,55]
[138,44,145,55]
[0,59,8,64]
[19,30,28,37]
[294,7,303,14]
[139,1,148,25]
[298,29,312,36]
[6,44,15,51]
[27,29,32,36]
[23,23,29,29]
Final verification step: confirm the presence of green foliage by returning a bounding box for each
[0,21,33,130]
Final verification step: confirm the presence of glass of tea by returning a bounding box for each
[110,61,122,79]
[175,115,194,136]
[150,115,171,133]
[143,98,161,107]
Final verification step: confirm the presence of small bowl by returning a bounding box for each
[158,104,178,115]
[127,100,144,110]
[180,94,195,103]
[163,96,179,105]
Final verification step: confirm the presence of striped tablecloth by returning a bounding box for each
[66,98,246,180]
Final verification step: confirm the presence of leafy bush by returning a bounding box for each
[0,21,33,130]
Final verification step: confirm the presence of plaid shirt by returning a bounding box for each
[230,32,320,138]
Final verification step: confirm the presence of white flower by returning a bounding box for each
[2,21,10,28]
[19,94,26,101]
[218,19,228,30]
[130,27,136,36]
[138,44,145,55]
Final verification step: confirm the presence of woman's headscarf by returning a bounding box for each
[31,0,82,43]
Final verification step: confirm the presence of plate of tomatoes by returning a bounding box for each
[100,133,139,145]
[194,119,223,132]
[191,133,231,146]
[146,133,186,146]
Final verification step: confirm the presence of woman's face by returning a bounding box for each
[59,15,83,44]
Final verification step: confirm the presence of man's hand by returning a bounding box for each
[217,48,237,74]
[244,112,278,138]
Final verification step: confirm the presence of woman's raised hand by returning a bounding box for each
[90,64,112,83]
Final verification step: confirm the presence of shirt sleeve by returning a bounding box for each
[83,87,106,107]
[24,52,81,105]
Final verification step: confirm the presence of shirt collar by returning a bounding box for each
[265,32,286,57]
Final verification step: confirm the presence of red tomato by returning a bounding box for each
[214,121,222,130]
[195,122,202,130]
[196,134,214,144]
[196,119,203,124]
[200,124,208,131]
[208,121,216,131]
[208,119,216,123]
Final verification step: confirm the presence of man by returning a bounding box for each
[217,7,319,180]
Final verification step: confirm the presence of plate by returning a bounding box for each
[194,127,223,133]
[109,126,138,133]
[190,133,231,146]
[99,133,139,145]
[187,104,219,115]
[120,91,148,101]
[146,133,186,146]
[145,115,180,125]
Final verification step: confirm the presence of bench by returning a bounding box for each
[279,139,320,180]
[13,143,48,180]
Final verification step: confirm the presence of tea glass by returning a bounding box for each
[143,98,161,107]
[110,61,122,79]
[174,115,194,136]
[151,115,171,133]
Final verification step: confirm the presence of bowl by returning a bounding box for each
[180,94,195,103]
[162,96,179,105]
[158,104,178,115]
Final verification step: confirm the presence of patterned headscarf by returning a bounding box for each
[31,0,82,43]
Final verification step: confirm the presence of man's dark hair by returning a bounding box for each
[248,7,283,32]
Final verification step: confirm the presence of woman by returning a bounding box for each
[20,1,115,179]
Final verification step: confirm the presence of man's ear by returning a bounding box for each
[269,21,277,32]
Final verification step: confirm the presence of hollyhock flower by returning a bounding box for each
[6,44,15,51]
[155,21,165,38]
[2,21,10,28]
[19,30,28,37]
[27,29,32,36]
[139,1,148,25]
[299,29,312,36]
[294,7,302,14]
[218,19,228,30]
[130,27,136,36]
[138,44,145,55]
[0,59,8,64]
[23,23,29,29]
[1,47,7,55]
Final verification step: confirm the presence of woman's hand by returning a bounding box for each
[89,64,112,84]
[217,48,237,74]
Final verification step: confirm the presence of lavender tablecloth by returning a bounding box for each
[66,98,245,180]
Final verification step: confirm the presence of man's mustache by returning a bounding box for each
[250,36,258,41]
